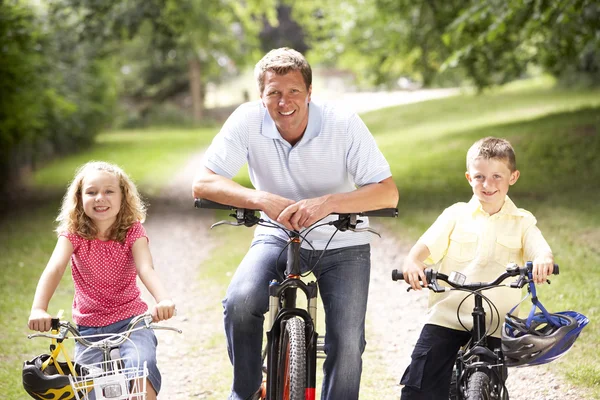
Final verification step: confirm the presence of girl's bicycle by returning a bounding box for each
[392,262,588,400]
[23,311,181,400]
[195,198,397,400]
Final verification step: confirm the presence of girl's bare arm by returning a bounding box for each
[28,236,73,331]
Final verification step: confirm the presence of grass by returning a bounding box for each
[2,78,600,398]
[30,128,218,196]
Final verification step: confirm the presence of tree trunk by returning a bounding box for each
[189,58,203,121]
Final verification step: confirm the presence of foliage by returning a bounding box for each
[0,1,116,199]
[291,0,600,89]
[442,0,600,88]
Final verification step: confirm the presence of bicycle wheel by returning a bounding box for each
[465,371,491,400]
[449,366,460,400]
[277,317,306,400]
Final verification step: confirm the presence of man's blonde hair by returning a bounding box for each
[466,137,517,172]
[254,47,312,94]
[56,161,146,242]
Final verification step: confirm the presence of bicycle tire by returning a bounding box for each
[449,365,460,400]
[465,371,491,400]
[277,317,306,400]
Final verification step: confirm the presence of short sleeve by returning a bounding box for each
[345,113,392,186]
[522,217,552,260]
[59,231,81,250]
[418,204,461,264]
[125,221,148,248]
[203,103,252,178]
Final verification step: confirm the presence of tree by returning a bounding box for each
[57,0,277,121]
[0,1,116,199]
[442,0,600,87]
[291,0,600,88]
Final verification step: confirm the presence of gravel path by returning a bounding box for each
[138,91,593,399]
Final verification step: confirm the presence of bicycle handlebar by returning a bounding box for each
[194,198,398,218]
[391,262,559,292]
[28,313,182,348]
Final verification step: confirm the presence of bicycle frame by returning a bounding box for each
[265,233,319,400]
[27,311,181,400]
[453,289,507,400]
[392,262,558,400]
[195,198,397,400]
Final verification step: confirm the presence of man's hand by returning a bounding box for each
[254,192,295,222]
[277,196,331,231]
[532,253,555,284]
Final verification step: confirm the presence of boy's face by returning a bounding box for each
[466,157,520,214]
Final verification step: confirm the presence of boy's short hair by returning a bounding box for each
[466,137,517,172]
[254,47,312,94]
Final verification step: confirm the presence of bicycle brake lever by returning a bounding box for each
[348,227,381,238]
[210,220,244,229]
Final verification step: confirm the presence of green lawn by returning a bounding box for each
[2,78,599,398]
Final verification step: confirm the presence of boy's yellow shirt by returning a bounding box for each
[418,195,552,337]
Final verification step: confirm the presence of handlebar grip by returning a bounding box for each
[526,261,560,275]
[194,198,235,210]
[391,269,404,281]
[360,208,398,218]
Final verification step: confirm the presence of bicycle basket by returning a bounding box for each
[69,357,148,400]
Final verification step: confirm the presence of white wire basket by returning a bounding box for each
[69,357,148,400]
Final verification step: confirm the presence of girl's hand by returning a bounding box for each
[532,254,555,284]
[151,299,176,322]
[28,309,52,332]
[402,258,428,291]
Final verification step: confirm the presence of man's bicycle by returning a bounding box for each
[392,262,575,400]
[23,311,181,400]
[195,198,397,400]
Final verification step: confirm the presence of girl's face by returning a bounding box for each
[81,170,123,230]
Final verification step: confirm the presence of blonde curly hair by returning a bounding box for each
[56,161,146,242]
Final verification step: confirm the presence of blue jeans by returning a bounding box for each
[75,316,161,396]
[223,235,371,400]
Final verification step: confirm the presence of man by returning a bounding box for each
[192,47,398,400]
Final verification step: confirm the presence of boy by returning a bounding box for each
[399,137,555,399]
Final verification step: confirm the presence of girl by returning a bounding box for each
[28,161,176,400]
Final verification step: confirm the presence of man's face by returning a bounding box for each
[260,70,312,144]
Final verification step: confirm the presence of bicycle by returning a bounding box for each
[391,261,559,400]
[23,310,182,400]
[194,198,398,400]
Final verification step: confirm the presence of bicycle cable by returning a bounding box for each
[453,286,502,348]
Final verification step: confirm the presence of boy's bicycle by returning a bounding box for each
[391,261,584,400]
[195,198,398,400]
[23,311,181,400]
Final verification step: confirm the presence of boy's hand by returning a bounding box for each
[402,259,428,291]
[28,309,52,332]
[152,299,176,322]
[532,254,555,284]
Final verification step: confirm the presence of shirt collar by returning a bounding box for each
[468,195,521,217]
[261,101,322,144]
